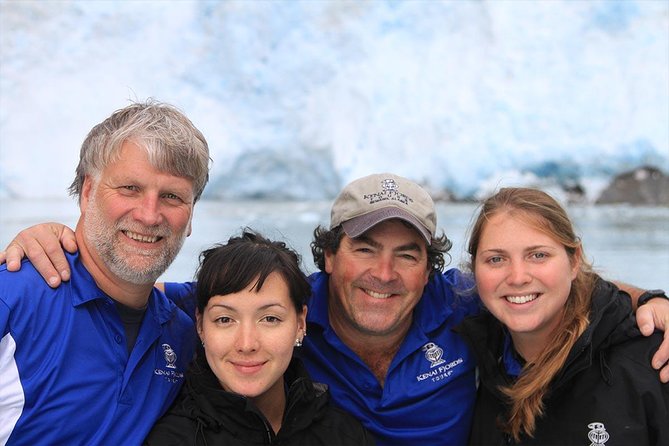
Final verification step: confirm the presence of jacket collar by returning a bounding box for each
[182,354,328,439]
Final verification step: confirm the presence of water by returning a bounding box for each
[1,199,667,290]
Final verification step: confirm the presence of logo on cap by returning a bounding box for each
[363,178,413,206]
[381,178,399,191]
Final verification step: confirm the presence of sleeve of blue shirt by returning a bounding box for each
[163,282,197,322]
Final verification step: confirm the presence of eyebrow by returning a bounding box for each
[526,245,555,251]
[478,248,504,254]
[354,234,423,253]
[479,245,556,254]
[208,302,288,312]
[112,173,193,195]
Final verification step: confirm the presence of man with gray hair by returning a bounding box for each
[0,100,210,445]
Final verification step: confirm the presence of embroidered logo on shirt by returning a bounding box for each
[154,343,184,383]
[415,342,465,383]
[162,343,177,369]
[587,422,609,446]
[422,342,446,368]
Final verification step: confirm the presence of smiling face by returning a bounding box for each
[474,211,579,358]
[79,140,195,285]
[324,219,430,341]
[197,272,307,404]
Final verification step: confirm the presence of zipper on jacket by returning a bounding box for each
[265,424,272,444]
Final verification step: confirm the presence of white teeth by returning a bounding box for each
[366,289,392,299]
[124,230,159,243]
[506,294,538,304]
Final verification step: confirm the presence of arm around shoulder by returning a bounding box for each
[0,222,77,288]
[618,283,669,382]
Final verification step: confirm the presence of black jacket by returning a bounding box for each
[457,279,669,446]
[144,355,375,446]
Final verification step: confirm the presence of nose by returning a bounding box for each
[235,323,259,353]
[133,193,163,226]
[370,253,397,283]
[506,260,531,286]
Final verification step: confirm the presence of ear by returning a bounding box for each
[80,175,94,211]
[324,250,335,274]
[195,310,204,341]
[186,205,195,237]
[186,218,193,238]
[297,305,308,336]
[570,245,582,280]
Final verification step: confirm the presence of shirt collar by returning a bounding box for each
[68,251,108,306]
[67,251,176,324]
[502,330,524,377]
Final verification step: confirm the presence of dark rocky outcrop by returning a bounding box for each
[596,166,669,206]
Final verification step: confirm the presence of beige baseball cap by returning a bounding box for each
[330,173,436,244]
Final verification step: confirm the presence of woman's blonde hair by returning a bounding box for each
[467,187,597,441]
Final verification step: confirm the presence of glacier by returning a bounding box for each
[0,0,667,201]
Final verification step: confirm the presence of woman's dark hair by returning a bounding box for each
[310,222,452,279]
[195,229,311,314]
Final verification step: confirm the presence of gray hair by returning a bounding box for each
[69,100,211,202]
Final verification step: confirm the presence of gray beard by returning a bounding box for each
[83,196,186,285]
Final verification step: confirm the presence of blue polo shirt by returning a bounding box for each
[0,253,195,445]
[301,270,479,446]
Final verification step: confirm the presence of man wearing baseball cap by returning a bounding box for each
[303,173,479,445]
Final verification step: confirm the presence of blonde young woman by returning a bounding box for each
[457,188,668,445]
